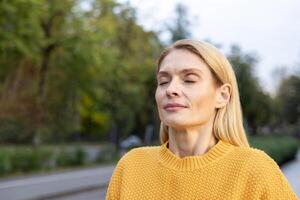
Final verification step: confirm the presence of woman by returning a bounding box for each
[105,39,298,200]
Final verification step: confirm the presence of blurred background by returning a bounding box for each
[0,0,299,199]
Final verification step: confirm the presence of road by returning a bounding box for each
[281,149,300,198]
[48,188,107,200]
[0,165,114,200]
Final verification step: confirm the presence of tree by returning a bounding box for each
[277,75,300,125]
[168,3,191,43]
[227,45,275,135]
[0,0,162,145]
[0,0,46,143]
[81,0,161,147]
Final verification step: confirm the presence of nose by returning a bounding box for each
[166,79,180,97]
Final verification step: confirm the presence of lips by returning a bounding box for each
[163,103,187,109]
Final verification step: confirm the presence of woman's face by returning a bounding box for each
[155,49,220,130]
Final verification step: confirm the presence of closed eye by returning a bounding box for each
[158,82,168,86]
[185,80,196,83]
[158,80,195,86]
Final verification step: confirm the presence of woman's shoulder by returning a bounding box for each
[231,144,298,198]
[231,144,276,162]
[116,145,161,166]
[230,144,281,174]
[126,145,160,157]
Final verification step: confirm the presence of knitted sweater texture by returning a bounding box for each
[105,139,298,200]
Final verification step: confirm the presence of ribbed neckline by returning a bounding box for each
[159,139,234,171]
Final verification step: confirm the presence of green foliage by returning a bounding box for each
[55,150,74,167]
[10,148,53,172]
[0,0,162,144]
[96,143,119,163]
[228,45,276,134]
[0,0,43,70]
[0,119,28,143]
[0,150,11,175]
[277,75,300,125]
[168,3,191,43]
[56,147,86,167]
[249,136,299,165]
[0,146,53,175]
[0,145,92,176]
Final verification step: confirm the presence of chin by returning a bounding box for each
[162,119,188,129]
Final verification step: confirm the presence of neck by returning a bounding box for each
[168,119,218,158]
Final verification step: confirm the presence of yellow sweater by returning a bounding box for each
[106,139,298,200]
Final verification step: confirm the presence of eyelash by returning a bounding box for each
[158,80,195,86]
[185,80,195,83]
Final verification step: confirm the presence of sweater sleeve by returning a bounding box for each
[249,150,299,200]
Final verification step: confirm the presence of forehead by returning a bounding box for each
[158,49,209,75]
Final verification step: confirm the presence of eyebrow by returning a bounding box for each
[157,68,203,77]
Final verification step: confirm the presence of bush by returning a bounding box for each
[96,144,119,163]
[0,150,12,175]
[55,150,71,167]
[0,145,88,177]
[56,147,87,167]
[10,147,53,173]
[0,147,54,175]
[73,147,86,165]
[249,136,299,165]
[11,148,35,172]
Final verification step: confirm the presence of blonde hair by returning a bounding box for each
[157,39,249,147]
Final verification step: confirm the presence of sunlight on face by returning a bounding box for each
[155,49,219,130]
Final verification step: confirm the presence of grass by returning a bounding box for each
[249,135,299,166]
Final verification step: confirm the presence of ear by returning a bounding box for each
[215,83,231,109]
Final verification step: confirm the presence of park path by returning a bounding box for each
[0,165,114,200]
[282,149,300,198]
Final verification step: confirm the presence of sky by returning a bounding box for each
[117,0,300,94]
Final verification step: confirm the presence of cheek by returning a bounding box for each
[191,89,217,112]
[155,88,164,119]
[155,88,162,105]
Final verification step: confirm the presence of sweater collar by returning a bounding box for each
[159,139,234,171]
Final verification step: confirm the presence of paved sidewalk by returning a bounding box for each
[282,150,300,198]
[0,165,115,200]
